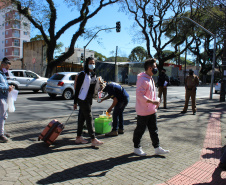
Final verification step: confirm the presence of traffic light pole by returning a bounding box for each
[83,27,115,62]
[180,17,216,100]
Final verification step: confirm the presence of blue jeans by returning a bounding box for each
[112,97,129,131]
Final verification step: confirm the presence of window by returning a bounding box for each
[23,22,28,26]
[25,72,37,78]
[14,48,19,56]
[13,21,20,29]
[2,32,4,35]
[24,31,28,35]
[13,30,20,37]
[14,12,20,20]
[12,71,23,77]
[5,49,8,53]
[14,39,19,46]
[5,40,8,44]
[6,31,8,35]
[6,22,8,26]
[69,75,77,81]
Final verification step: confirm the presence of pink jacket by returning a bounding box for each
[136,72,157,116]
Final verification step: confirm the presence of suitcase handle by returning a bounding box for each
[63,110,74,126]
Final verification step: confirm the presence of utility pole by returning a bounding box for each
[115,46,118,82]
[220,6,226,102]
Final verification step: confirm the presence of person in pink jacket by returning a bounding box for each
[133,58,170,156]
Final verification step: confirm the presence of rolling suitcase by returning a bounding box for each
[38,111,74,146]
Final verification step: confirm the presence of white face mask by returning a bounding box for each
[88,64,95,70]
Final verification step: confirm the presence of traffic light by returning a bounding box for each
[80,53,84,63]
[116,21,121,32]
[148,15,153,28]
[208,49,213,61]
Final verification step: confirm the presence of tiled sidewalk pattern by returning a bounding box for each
[159,110,226,185]
[0,98,225,184]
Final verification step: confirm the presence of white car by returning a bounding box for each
[7,70,48,93]
[46,72,78,100]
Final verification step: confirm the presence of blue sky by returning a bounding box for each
[31,2,147,58]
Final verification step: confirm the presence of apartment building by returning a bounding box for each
[0,2,30,61]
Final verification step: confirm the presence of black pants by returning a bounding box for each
[77,99,95,139]
[133,113,159,148]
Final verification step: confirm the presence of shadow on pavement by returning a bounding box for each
[201,147,222,160]
[193,167,226,185]
[36,153,165,184]
[0,140,95,161]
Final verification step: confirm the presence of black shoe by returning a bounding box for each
[181,111,187,114]
[4,133,10,138]
[118,129,124,134]
[0,135,8,143]
[193,112,196,115]
[219,162,226,170]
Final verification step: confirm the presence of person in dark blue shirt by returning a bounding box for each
[99,82,129,136]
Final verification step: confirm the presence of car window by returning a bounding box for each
[69,75,77,81]
[50,74,64,80]
[25,71,38,78]
[12,71,24,77]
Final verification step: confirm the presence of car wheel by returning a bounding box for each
[33,90,39,93]
[41,84,47,93]
[63,89,73,100]
[48,93,57,98]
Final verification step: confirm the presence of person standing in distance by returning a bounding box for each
[133,58,170,156]
[0,57,13,143]
[157,68,169,109]
[181,69,199,115]
[73,57,103,147]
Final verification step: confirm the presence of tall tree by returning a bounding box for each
[122,0,198,70]
[128,46,147,62]
[11,0,119,77]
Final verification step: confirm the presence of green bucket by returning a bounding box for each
[94,117,112,134]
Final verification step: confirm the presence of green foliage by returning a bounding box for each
[94,51,107,61]
[106,56,129,62]
[128,46,147,62]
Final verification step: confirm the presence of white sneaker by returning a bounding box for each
[155,146,170,155]
[134,147,147,156]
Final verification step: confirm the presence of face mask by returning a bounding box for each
[152,68,158,75]
[2,68,8,73]
[88,64,95,70]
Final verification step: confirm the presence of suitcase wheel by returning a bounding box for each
[38,137,40,141]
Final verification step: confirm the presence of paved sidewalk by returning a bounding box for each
[0,97,226,185]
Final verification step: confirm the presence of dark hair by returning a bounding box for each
[84,57,95,74]
[144,58,156,71]
[1,57,11,65]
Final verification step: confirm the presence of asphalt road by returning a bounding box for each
[7,85,219,122]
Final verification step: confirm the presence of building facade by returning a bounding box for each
[64,47,95,64]
[0,1,30,61]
